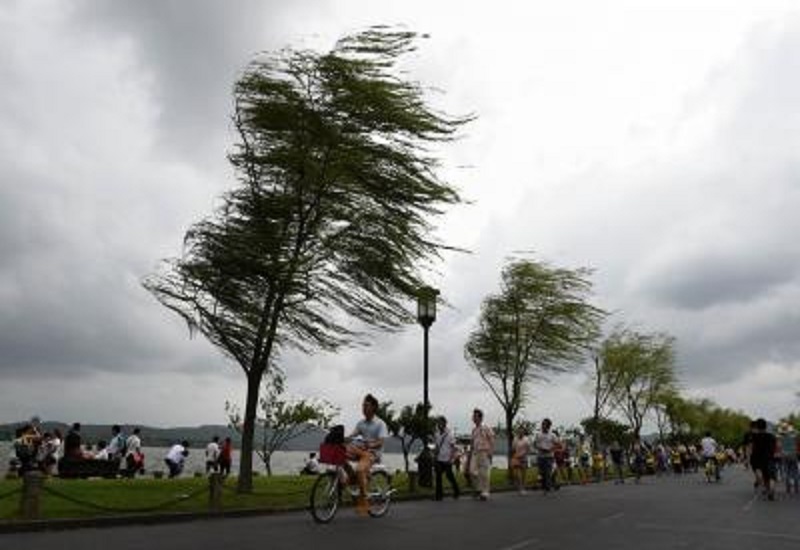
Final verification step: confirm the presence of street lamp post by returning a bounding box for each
[417,286,439,414]
[416,286,439,490]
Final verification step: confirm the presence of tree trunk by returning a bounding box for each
[505,409,514,482]
[265,452,272,477]
[592,356,602,450]
[237,370,262,493]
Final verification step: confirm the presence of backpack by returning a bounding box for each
[14,441,33,462]
[323,425,345,445]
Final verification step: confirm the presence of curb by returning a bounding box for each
[0,506,300,534]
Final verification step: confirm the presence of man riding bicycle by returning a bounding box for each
[345,393,388,515]
[700,431,721,481]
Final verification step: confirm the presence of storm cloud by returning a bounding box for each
[2,1,799,428]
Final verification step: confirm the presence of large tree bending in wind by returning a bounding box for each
[144,27,471,492]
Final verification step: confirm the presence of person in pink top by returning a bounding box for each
[470,408,495,500]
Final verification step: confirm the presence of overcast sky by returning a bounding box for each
[2,0,800,434]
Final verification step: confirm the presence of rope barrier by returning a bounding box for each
[219,482,311,497]
[41,484,208,514]
[0,487,22,501]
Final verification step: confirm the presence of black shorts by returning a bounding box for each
[752,460,772,481]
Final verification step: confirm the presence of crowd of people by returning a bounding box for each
[10,419,147,477]
[8,406,798,502]
[395,405,799,504]
[9,420,243,480]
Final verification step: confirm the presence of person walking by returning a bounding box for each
[107,425,127,461]
[534,419,558,492]
[631,438,647,483]
[470,408,494,501]
[510,425,531,494]
[609,440,625,484]
[779,423,798,494]
[750,418,777,500]
[125,427,145,476]
[218,437,233,476]
[433,416,460,500]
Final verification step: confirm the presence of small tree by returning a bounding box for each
[465,258,604,474]
[580,417,632,448]
[380,402,431,472]
[600,329,678,438]
[587,348,628,449]
[227,372,338,475]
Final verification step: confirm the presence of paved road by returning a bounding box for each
[3,468,799,550]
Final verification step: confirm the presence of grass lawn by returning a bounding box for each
[0,465,598,523]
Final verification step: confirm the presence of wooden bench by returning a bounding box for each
[57,457,121,479]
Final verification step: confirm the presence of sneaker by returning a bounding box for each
[518,489,528,495]
[479,492,489,501]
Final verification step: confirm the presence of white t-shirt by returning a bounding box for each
[166,444,187,464]
[435,428,456,463]
[700,437,718,458]
[206,441,220,462]
[51,437,62,460]
[126,434,142,455]
[304,457,320,473]
[534,431,557,457]
[352,417,388,459]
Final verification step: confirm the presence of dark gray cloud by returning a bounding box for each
[72,0,327,166]
[641,249,799,311]
[0,1,235,381]
[3,1,800,426]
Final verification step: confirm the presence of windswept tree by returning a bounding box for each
[464,258,604,468]
[587,350,627,448]
[143,27,471,492]
[652,387,682,443]
[600,329,678,438]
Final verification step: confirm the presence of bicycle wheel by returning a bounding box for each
[309,471,340,523]
[367,471,391,518]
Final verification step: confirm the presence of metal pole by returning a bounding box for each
[423,324,430,413]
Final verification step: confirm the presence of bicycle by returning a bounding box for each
[703,456,720,483]
[309,444,394,523]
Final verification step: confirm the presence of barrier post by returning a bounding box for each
[20,471,43,520]
[209,472,223,513]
